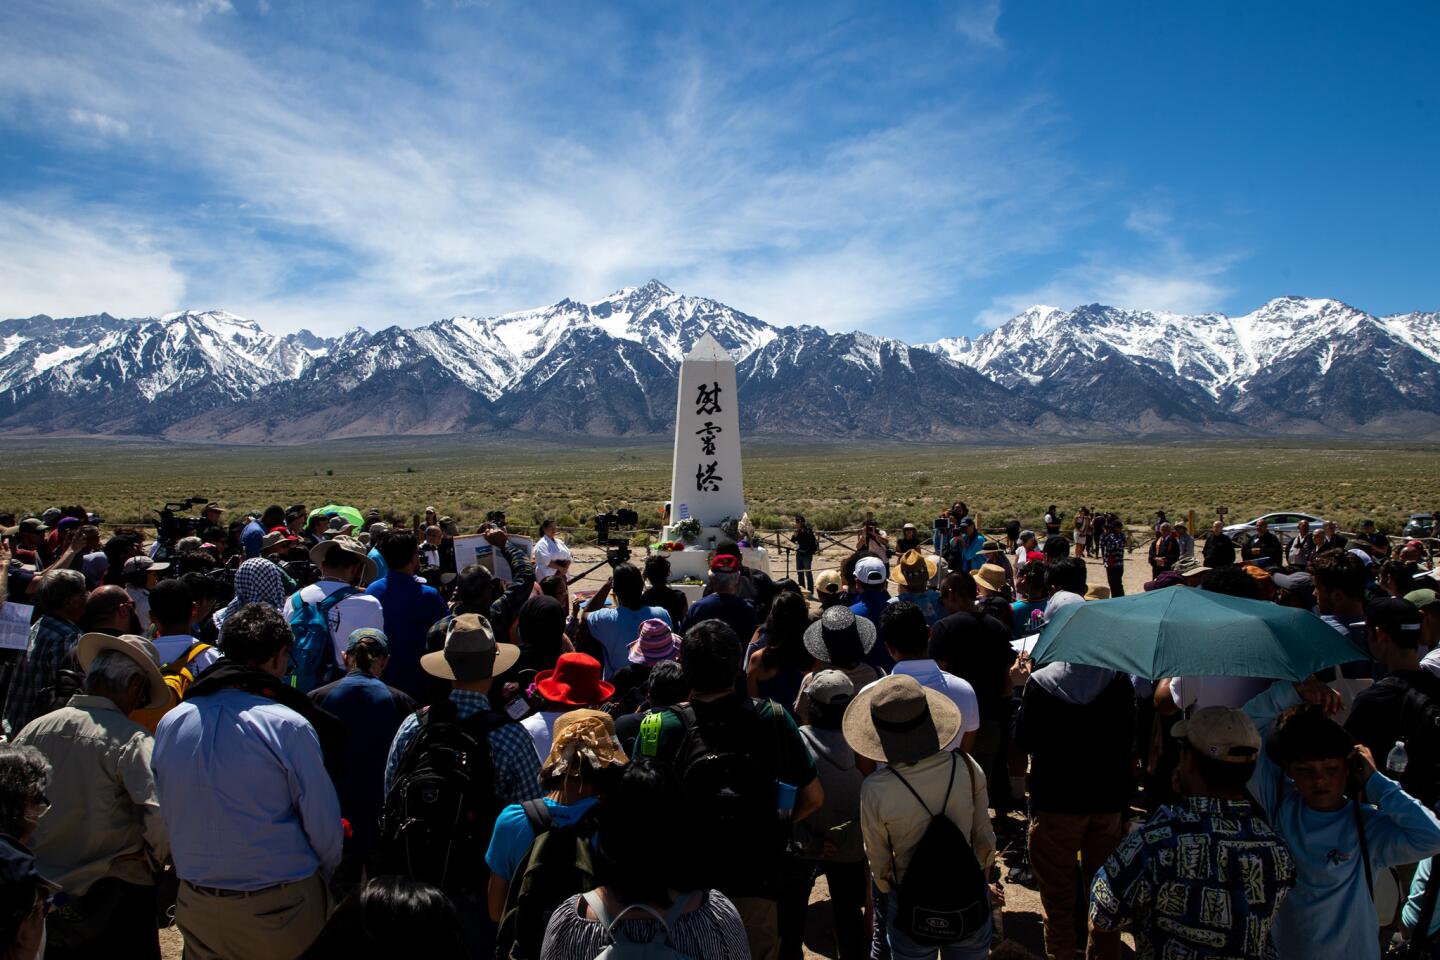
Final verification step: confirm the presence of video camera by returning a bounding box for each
[595,508,640,567]
[485,510,508,529]
[154,496,210,550]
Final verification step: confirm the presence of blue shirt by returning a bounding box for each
[1090,794,1295,959]
[680,593,756,650]
[151,687,342,890]
[484,796,599,881]
[384,689,542,805]
[851,591,895,672]
[585,605,671,678]
[240,520,265,559]
[1246,682,1440,959]
[309,671,415,856]
[365,571,449,701]
[890,590,945,626]
[367,547,389,581]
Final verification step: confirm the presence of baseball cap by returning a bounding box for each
[1405,588,1438,611]
[1369,596,1423,640]
[1172,706,1261,763]
[1348,548,1375,567]
[123,556,170,575]
[17,518,48,535]
[808,668,856,706]
[39,508,61,524]
[854,556,887,585]
[346,627,389,654]
[902,522,916,531]
[709,554,741,574]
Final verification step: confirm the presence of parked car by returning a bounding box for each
[1404,514,1436,539]
[1223,512,1326,545]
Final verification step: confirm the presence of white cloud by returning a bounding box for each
[0,203,186,318]
[954,0,1003,48]
[0,0,1078,336]
[66,108,129,137]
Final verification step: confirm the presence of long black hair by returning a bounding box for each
[593,760,694,905]
[300,876,463,958]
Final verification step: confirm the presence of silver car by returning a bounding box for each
[1223,512,1326,544]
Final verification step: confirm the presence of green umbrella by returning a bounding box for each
[308,504,365,530]
[1029,587,1366,681]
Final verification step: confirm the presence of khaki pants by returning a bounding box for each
[177,873,329,960]
[734,895,780,960]
[1028,812,1122,960]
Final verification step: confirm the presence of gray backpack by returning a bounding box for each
[580,891,695,960]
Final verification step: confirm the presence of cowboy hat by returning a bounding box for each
[310,536,378,584]
[842,674,962,766]
[420,614,520,682]
[76,633,169,710]
[535,653,616,706]
[971,564,1008,595]
[889,550,938,586]
[803,606,877,663]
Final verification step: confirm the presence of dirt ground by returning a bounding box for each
[159,538,1148,959]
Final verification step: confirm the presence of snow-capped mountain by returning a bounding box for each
[924,297,1440,432]
[2,286,1438,441]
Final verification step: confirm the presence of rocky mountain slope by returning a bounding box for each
[2,283,1437,441]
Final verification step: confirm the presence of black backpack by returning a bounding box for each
[496,800,599,960]
[887,754,991,945]
[1398,681,1440,809]
[378,700,510,892]
[668,701,788,891]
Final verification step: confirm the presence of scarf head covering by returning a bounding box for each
[213,557,287,632]
[540,710,628,782]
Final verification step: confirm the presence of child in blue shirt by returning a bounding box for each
[1245,679,1440,959]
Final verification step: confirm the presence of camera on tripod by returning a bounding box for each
[154,496,210,551]
[594,509,640,567]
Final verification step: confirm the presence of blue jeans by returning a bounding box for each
[885,891,992,960]
[796,551,814,592]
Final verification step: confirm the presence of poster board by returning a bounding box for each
[0,603,34,651]
[450,535,534,582]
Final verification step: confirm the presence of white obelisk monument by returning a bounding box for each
[662,333,769,580]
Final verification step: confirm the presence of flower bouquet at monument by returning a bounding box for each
[672,518,702,544]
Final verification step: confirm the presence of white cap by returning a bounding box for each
[854,556,887,585]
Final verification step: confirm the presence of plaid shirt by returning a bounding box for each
[383,689,541,805]
[3,615,82,734]
[1101,532,1127,569]
[1091,795,1295,959]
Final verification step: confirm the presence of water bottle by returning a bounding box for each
[1387,740,1409,777]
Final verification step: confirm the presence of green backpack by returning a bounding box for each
[496,800,600,960]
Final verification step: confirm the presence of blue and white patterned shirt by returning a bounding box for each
[1090,795,1296,959]
[383,689,541,805]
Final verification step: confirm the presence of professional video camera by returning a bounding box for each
[485,510,508,529]
[153,497,210,551]
[594,508,640,567]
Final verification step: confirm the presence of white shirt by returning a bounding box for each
[532,535,572,582]
[420,544,441,569]
[153,633,221,674]
[287,580,385,668]
[126,587,151,632]
[521,709,565,763]
[1169,675,1271,712]
[861,659,980,750]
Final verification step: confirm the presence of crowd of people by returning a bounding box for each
[1,498,1439,960]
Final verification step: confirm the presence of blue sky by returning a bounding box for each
[1,0,1435,339]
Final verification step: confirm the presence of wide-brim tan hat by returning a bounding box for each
[1084,584,1112,601]
[971,563,1009,595]
[420,613,520,682]
[842,674,962,766]
[889,549,938,586]
[310,536,378,585]
[77,633,169,710]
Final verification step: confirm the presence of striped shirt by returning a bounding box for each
[540,889,749,960]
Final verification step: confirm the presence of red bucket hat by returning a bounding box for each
[535,652,616,706]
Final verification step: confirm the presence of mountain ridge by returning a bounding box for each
[3,284,1439,442]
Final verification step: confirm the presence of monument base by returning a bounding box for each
[657,524,772,580]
